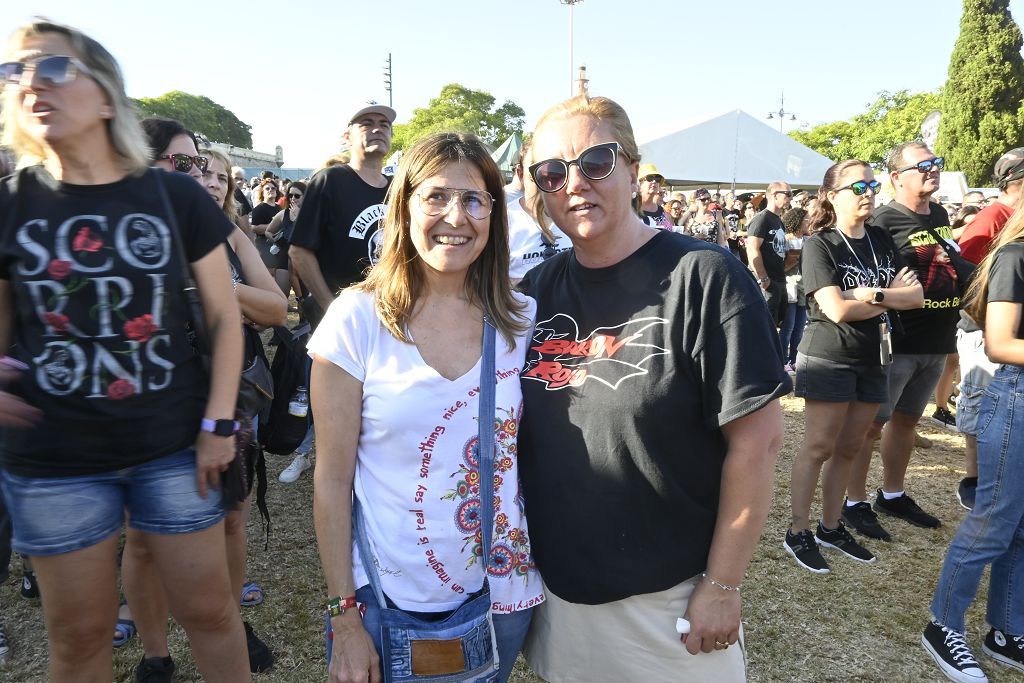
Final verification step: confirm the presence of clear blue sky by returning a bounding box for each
[4,0,1022,167]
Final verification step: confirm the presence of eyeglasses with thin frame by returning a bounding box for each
[0,55,94,89]
[835,180,881,196]
[897,157,945,174]
[160,154,208,174]
[529,142,621,194]
[415,186,494,220]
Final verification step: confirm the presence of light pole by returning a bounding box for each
[383,53,393,108]
[561,0,584,96]
[767,91,798,133]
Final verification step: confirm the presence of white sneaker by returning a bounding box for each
[279,452,312,483]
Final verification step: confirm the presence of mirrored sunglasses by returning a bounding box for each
[161,154,209,174]
[0,55,94,89]
[899,157,945,174]
[837,180,882,196]
[529,142,620,193]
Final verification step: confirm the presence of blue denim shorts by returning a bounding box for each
[0,447,225,556]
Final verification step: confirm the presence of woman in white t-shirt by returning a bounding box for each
[309,132,542,683]
[507,142,571,283]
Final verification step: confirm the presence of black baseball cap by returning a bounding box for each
[994,147,1024,188]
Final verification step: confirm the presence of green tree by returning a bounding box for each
[133,91,253,148]
[936,0,1024,185]
[790,90,942,167]
[390,83,525,152]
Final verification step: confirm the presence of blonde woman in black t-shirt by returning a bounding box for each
[0,20,248,682]
[786,160,923,574]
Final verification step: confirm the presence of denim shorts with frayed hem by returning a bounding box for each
[1,447,225,556]
[794,352,888,404]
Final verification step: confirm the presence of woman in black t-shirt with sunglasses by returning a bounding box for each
[785,160,923,575]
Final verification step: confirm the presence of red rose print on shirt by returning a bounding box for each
[47,259,72,279]
[124,314,158,343]
[42,312,69,333]
[107,378,136,400]
[72,227,104,252]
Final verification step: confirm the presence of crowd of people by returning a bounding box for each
[0,17,1023,683]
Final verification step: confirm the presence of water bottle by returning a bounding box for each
[269,243,280,255]
[288,386,309,417]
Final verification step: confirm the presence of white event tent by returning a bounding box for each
[638,110,834,190]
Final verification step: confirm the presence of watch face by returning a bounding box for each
[213,419,237,437]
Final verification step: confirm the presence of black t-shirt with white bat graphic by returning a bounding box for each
[517,230,791,605]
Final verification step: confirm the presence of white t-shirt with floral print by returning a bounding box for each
[308,289,544,614]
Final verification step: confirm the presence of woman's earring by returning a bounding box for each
[631,191,638,199]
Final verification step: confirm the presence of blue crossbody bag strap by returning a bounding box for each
[354,320,497,608]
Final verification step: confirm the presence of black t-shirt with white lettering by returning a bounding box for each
[799,226,904,365]
[746,209,787,281]
[0,166,233,477]
[517,230,791,605]
[987,241,1024,338]
[289,164,390,293]
[868,201,958,354]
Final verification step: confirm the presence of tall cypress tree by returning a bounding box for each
[937,0,1024,186]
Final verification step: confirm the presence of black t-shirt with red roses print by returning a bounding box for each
[0,166,233,477]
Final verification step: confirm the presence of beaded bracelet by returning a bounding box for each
[702,572,741,592]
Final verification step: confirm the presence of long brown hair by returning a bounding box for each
[963,200,1024,327]
[355,132,528,349]
[808,159,871,232]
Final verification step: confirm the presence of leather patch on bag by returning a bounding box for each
[410,638,466,676]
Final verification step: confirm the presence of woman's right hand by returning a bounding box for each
[329,614,380,683]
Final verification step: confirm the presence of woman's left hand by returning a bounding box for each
[681,579,741,655]
[195,430,235,498]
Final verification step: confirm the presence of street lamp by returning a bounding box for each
[561,0,584,96]
[767,91,798,133]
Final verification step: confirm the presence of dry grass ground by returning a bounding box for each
[3,394,1024,682]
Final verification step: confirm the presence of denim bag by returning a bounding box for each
[343,321,500,682]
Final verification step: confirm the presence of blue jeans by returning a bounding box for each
[930,364,1024,634]
[328,585,533,683]
[778,303,806,364]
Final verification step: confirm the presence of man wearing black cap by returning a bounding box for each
[948,147,1024,509]
[290,101,396,325]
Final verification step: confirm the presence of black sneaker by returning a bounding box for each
[245,620,275,673]
[135,655,175,683]
[784,528,830,574]
[931,406,958,431]
[815,521,876,563]
[842,500,892,542]
[983,627,1024,673]
[874,489,941,528]
[957,477,978,511]
[921,621,988,682]
[20,569,39,600]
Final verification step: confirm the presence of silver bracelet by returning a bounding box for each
[702,572,741,592]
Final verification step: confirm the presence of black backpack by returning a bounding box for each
[258,323,313,455]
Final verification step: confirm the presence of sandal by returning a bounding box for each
[113,617,136,648]
[240,581,264,608]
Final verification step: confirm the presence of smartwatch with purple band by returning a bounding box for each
[200,418,240,437]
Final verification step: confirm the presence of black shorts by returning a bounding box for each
[794,352,889,404]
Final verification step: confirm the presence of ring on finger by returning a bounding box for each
[714,640,729,650]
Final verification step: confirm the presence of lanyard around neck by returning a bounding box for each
[833,227,881,287]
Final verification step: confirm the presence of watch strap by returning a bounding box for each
[200,418,240,435]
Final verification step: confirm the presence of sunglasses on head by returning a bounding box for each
[415,186,494,220]
[898,156,945,174]
[0,55,94,89]
[161,154,208,174]
[529,142,620,194]
[836,180,881,196]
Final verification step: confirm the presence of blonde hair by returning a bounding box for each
[355,132,528,349]
[1,19,150,173]
[963,200,1024,328]
[199,147,238,223]
[533,95,642,166]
